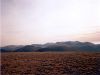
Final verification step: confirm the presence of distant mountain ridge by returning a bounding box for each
[1,41,100,52]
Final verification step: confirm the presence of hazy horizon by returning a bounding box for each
[1,0,100,46]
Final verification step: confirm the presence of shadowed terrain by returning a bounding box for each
[1,41,100,52]
[1,52,100,75]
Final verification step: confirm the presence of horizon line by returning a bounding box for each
[1,41,100,47]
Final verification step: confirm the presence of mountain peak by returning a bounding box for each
[1,41,100,52]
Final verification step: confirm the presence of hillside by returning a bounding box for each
[1,41,100,52]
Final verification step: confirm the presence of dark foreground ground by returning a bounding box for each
[1,52,100,75]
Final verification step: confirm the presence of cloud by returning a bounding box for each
[1,0,100,46]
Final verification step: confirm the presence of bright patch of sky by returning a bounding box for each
[1,0,100,46]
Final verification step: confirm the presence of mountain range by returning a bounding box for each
[1,41,100,52]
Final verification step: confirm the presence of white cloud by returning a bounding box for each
[1,0,100,46]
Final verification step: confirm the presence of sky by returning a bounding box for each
[1,0,100,46]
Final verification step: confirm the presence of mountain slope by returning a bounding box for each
[1,41,100,52]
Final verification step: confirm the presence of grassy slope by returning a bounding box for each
[1,52,100,75]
